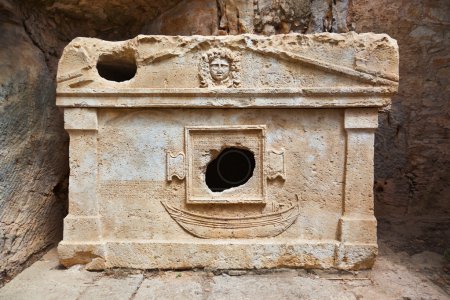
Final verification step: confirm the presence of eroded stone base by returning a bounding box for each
[58,240,377,270]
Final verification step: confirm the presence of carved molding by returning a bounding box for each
[166,151,186,181]
[267,149,286,180]
[185,125,266,204]
[56,88,393,108]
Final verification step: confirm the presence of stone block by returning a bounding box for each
[56,33,398,270]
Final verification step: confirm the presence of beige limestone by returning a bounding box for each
[3,244,449,300]
[56,33,399,270]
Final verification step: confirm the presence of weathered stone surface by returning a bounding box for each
[142,0,351,36]
[78,274,143,300]
[25,0,184,41]
[350,0,450,216]
[1,0,447,286]
[134,274,204,300]
[0,248,101,300]
[1,243,449,300]
[217,0,255,34]
[254,0,311,34]
[253,0,350,34]
[0,0,67,285]
[143,0,255,36]
[143,0,219,36]
[56,33,398,270]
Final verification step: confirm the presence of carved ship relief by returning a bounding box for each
[161,200,300,239]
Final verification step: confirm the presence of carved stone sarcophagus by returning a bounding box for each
[56,33,398,270]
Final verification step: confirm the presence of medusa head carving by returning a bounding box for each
[199,48,241,88]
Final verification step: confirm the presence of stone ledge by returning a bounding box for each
[59,240,377,270]
[56,92,392,108]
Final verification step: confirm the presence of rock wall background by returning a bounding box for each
[350,0,450,217]
[0,1,68,284]
[0,0,448,284]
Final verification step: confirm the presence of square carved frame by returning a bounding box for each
[185,125,266,204]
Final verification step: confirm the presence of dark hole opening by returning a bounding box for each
[205,147,255,192]
[96,53,137,82]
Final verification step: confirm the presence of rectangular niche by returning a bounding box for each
[185,125,266,204]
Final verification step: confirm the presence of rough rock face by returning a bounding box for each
[143,0,219,35]
[254,0,312,34]
[27,0,184,40]
[350,0,450,216]
[0,1,67,283]
[144,0,350,36]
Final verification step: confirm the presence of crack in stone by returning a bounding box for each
[129,274,145,300]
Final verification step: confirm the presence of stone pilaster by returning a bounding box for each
[58,108,105,267]
[336,108,378,269]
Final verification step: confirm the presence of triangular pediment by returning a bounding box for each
[57,34,398,89]
[56,34,398,108]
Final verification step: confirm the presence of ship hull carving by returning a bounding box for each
[161,201,299,239]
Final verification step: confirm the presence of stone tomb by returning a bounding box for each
[56,34,399,270]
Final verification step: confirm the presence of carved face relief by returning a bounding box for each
[209,58,230,82]
[199,48,241,88]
